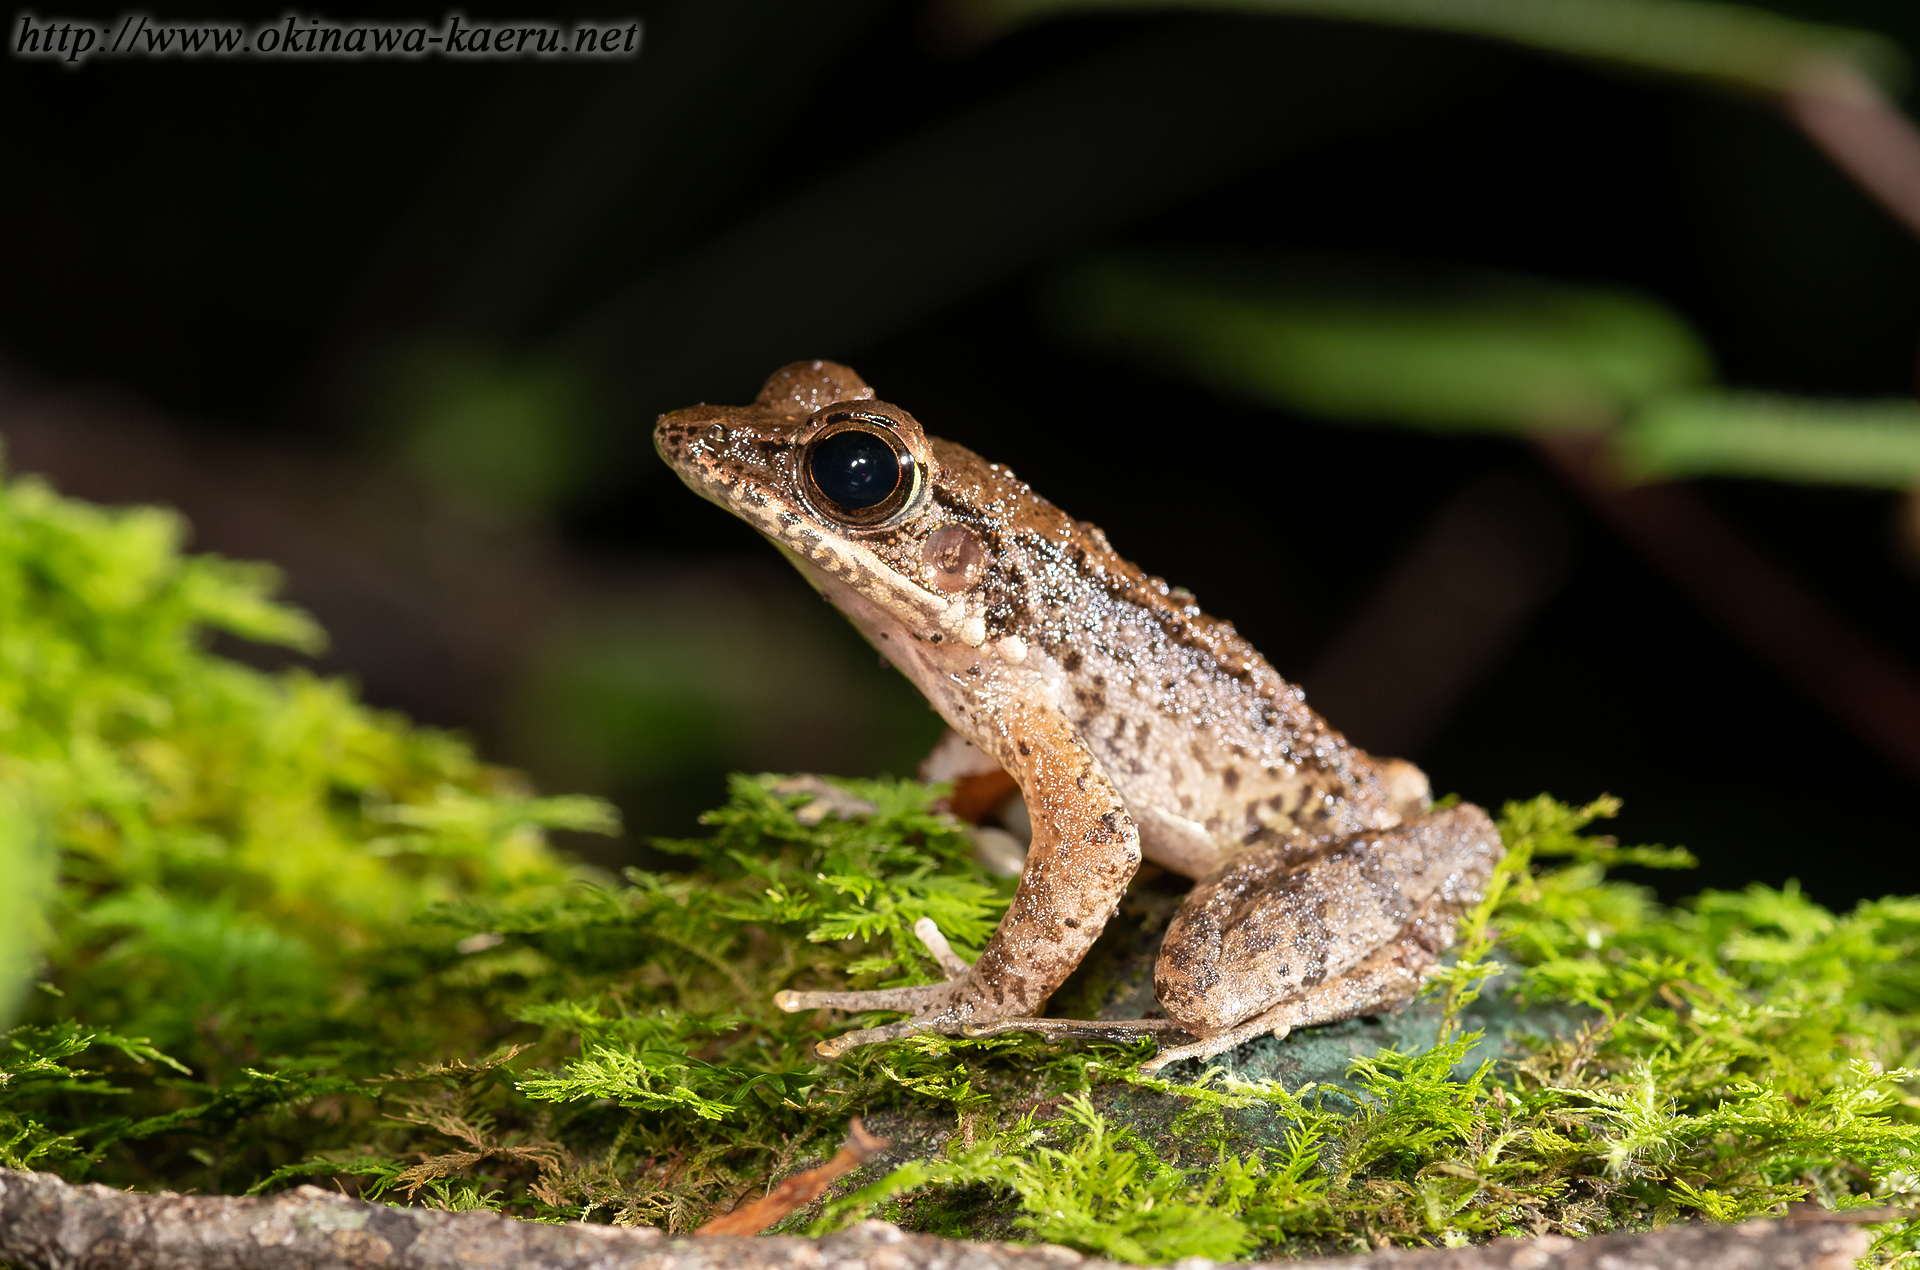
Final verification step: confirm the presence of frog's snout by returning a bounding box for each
[651,416,683,479]
[651,410,701,474]
[651,408,746,508]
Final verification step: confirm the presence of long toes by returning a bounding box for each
[914,917,972,982]
[1137,1035,1235,1073]
[1139,1023,1291,1074]
[775,982,957,1015]
[813,1016,945,1059]
[963,1017,1193,1042]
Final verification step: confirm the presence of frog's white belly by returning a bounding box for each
[1130,805,1228,878]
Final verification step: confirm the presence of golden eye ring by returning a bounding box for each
[800,412,921,527]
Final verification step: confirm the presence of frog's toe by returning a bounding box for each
[810,1016,952,1060]
[772,916,975,1018]
[961,1016,1194,1043]
[774,980,959,1016]
[912,917,972,981]
[778,918,989,1059]
[1138,1020,1292,1074]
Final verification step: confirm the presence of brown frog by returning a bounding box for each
[655,361,1503,1070]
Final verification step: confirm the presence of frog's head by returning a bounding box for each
[655,361,1009,649]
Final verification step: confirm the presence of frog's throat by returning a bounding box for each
[663,432,970,642]
[764,534,991,649]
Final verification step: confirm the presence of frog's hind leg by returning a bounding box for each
[1140,901,1453,1073]
[809,1014,952,1059]
[962,1005,1293,1071]
[1144,804,1503,1072]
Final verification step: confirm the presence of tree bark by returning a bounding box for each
[0,1168,1868,1270]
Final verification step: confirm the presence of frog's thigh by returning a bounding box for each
[957,705,1142,1020]
[1153,804,1500,1039]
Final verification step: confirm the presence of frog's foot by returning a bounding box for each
[805,1009,961,1059]
[1138,1011,1293,1074]
[966,1011,1288,1072]
[775,919,977,1059]
[961,1016,1196,1044]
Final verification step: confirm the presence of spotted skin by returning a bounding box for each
[655,361,1503,1061]
[1155,804,1501,1036]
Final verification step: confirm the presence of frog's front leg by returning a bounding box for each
[776,704,1141,1059]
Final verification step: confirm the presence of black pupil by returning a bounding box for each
[810,429,901,510]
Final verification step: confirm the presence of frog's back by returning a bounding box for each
[932,439,1420,879]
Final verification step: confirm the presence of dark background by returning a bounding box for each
[4,0,1919,906]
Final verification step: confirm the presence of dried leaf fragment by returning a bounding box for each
[695,1118,891,1236]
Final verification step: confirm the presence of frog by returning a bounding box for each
[654,360,1504,1071]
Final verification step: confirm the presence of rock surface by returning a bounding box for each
[0,1167,1870,1270]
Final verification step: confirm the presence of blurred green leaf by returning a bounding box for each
[1625,392,1920,487]
[502,585,944,839]
[0,786,54,1026]
[0,458,612,1060]
[954,0,1903,94]
[1046,251,1711,432]
[381,342,596,519]
[1050,252,1920,492]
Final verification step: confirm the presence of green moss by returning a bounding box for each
[810,797,1920,1262]
[2,458,1917,1262]
[0,458,610,1189]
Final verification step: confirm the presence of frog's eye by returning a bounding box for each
[802,416,919,526]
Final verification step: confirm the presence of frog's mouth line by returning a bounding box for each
[657,416,990,649]
[765,517,979,647]
[667,450,966,645]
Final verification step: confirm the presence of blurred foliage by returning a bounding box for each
[0,455,610,1185]
[956,0,1920,503]
[0,453,608,1059]
[1628,393,1920,487]
[379,342,597,519]
[503,592,945,844]
[4,464,1920,1258]
[1050,250,1920,489]
[1046,252,1713,432]
[0,785,54,1026]
[954,0,1904,93]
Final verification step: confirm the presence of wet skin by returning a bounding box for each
[655,361,1503,1070]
